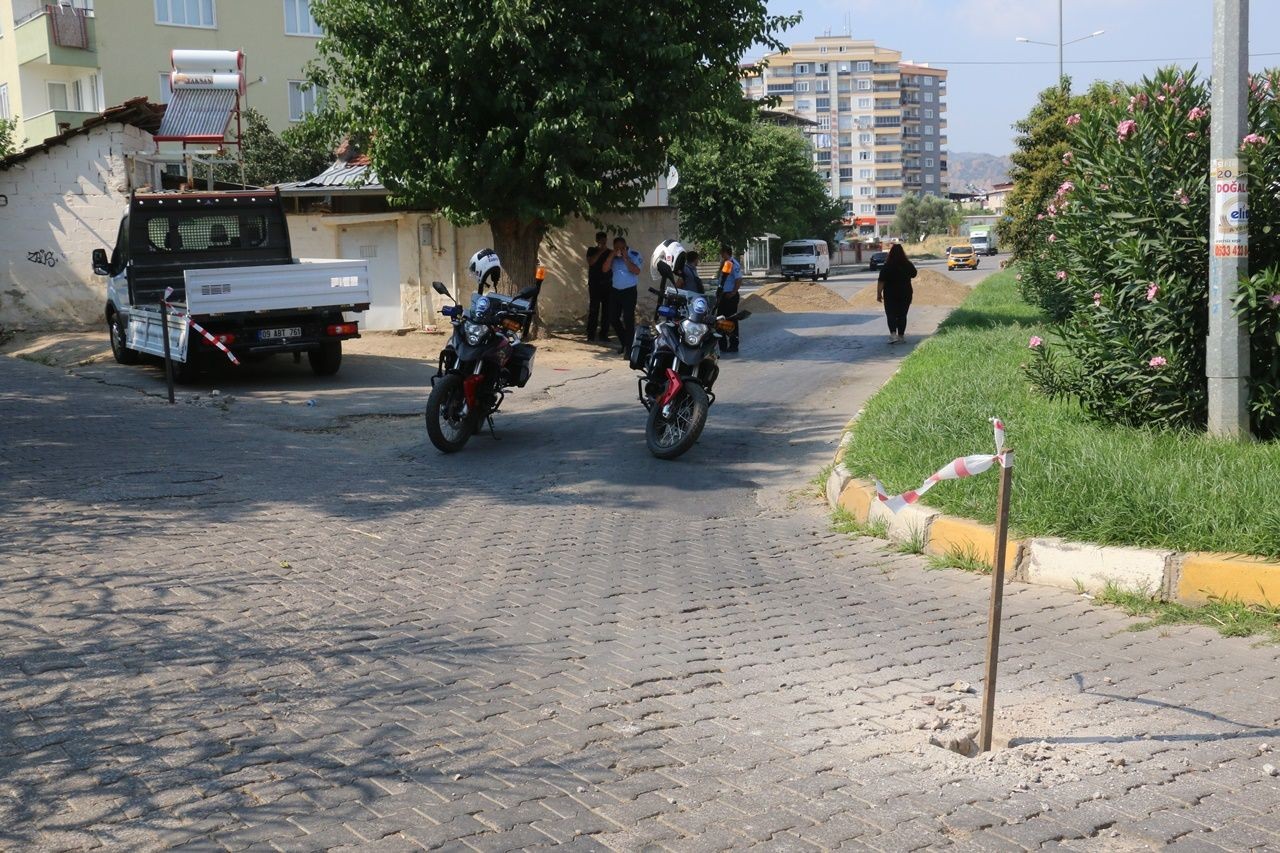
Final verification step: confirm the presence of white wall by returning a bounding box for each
[0,123,152,329]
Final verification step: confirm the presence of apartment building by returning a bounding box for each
[742,36,948,237]
[0,0,324,147]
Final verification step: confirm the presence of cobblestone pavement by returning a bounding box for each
[3,352,1280,852]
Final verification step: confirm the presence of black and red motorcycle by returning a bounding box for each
[629,241,750,459]
[425,252,543,453]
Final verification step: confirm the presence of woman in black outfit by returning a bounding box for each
[876,243,917,344]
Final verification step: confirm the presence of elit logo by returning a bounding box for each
[1218,196,1248,234]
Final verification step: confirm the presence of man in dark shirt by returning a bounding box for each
[585,231,611,343]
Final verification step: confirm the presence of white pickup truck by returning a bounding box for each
[93,190,370,381]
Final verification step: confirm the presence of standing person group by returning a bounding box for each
[584,231,612,345]
[875,243,916,344]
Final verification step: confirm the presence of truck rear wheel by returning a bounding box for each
[309,342,342,376]
[108,311,140,365]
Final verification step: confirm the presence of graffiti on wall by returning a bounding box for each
[27,250,58,268]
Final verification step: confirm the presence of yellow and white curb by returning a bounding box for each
[827,438,1280,607]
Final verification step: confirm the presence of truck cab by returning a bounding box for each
[95,190,370,380]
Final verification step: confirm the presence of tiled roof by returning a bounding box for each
[0,97,166,169]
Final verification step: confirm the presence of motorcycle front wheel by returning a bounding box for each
[645,381,709,460]
[425,373,478,453]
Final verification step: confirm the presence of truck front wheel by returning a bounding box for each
[309,342,342,376]
[108,311,140,365]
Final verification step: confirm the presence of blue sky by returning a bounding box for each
[754,0,1280,155]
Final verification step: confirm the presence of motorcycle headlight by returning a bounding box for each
[464,321,488,346]
[680,320,709,346]
[692,297,709,318]
[474,296,491,316]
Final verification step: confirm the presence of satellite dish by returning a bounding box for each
[666,165,679,190]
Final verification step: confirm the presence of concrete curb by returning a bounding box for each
[827,428,1280,607]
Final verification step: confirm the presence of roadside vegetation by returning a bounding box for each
[1095,583,1280,643]
[842,268,1280,558]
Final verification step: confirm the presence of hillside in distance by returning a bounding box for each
[948,152,1012,191]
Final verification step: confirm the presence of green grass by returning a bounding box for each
[843,268,1280,559]
[1095,583,1280,643]
[926,545,994,575]
[832,508,888,540]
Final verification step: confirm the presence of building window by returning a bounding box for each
[924,125,935,135]
[925,141,935,151]
[838,133,851,146]
[924,108,934,119]
[795,82,810,93]
[856,79,871,91]
[0,85,10,120]
[859,151,871,161]
[924,91,934,102]
[837,98,850,111]
[819,46,828,54]
[72,76,99,112]
[284,0,322,35]
[859,186,873,196]
[859,168,872,179]
[155,0,216,28]
[794,63,809,75]
[47,81,69,111]
[925,174,935,184]
[288,81,323,121]
[817,63,829,74]
[795,99,812,112]
[858,132,872,145]
[925,157,934,167]
[817,116,831,131]
[856,61,871,72]
[861,204,874,214]
[815,79,830,93]
[816,97,831,111]
[924,76,934,86]
[839,167,852,179]
[857,97,871,109]
[840,186,853,197]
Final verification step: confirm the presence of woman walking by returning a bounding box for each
[875,243,917,344]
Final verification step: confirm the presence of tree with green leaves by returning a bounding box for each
[891,192,954,241]
[1002,78,1114,259]
[1,115,23,159]
[214,108,340,188]
[310,0,796,289]
[671,116,843,251]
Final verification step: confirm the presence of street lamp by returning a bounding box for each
[1015,0,1105,90]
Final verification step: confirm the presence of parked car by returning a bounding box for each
[947,244,979,271]
[868,251,889,271]
[780,239,830,281]
[94,189,370,381]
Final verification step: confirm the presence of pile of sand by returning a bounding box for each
[848,268,973,308]
[741,281,852,314]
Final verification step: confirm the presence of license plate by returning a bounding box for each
[258,327,302,340]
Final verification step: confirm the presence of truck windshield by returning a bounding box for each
[783,245,815,256]
[143,213,271,254]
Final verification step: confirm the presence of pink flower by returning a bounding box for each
[1241,133,1268,149]
[1146,283,1159,301]
[1035,213,1045,221]
[1117,119,1138,141]
[1048,234,1058,243]
[1066,113,1082,126]
[1187,106,1207,121]
[1092,291,1102,306]
[1128,93,1149,113]
[1056,270,1068,281]
[1028,336,1043,349]
[1062,151,1074,165]
[1016,274,1024,281]
[1179,194,1190,206]
[1099,183,1111,191]
[1149,356,1168,368]
[1270,294,1280,306]
[1186,132,1200,139]
[1057,180,1075,196]
[1156,94,1167,103]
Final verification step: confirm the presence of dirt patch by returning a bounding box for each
[847,268,973,309]
[349,330,616,371]
[741,281,852,314]
[0,331,111,368]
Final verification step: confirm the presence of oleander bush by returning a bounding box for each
[1019,67,1280,439]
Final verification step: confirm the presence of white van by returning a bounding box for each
[780,239,830,281]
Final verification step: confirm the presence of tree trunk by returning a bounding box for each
[490,216,547,339]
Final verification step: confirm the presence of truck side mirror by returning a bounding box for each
[91,248,111,276]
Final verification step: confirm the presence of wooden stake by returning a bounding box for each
[160,301,176,405]
[979,448,1014,752]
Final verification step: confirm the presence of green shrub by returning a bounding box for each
[1019,67,1280,439]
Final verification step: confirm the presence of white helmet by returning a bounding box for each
[468,248,502,287]
[650,239,687,282]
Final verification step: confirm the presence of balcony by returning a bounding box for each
[15,6,97,68]
[22,108,99,142]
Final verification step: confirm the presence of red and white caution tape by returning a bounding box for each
[874,418,1011,514]
[162,287,240,366]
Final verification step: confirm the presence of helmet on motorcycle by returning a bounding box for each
[468,248,502,287]
[650,239,687,283]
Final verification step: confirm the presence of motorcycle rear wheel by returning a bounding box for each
[426,373,478,453]
[645,382,709,460]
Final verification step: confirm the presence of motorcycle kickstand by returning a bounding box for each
[486,415,500,440]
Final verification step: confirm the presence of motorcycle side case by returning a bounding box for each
[630,326,655,371]
[509,342,536,388]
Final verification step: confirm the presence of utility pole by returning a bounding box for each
[1058,0,1064,90]
[1015,2,1103,92]
[1207,0,1251,439]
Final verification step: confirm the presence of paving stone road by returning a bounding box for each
[3,321,1280,851]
